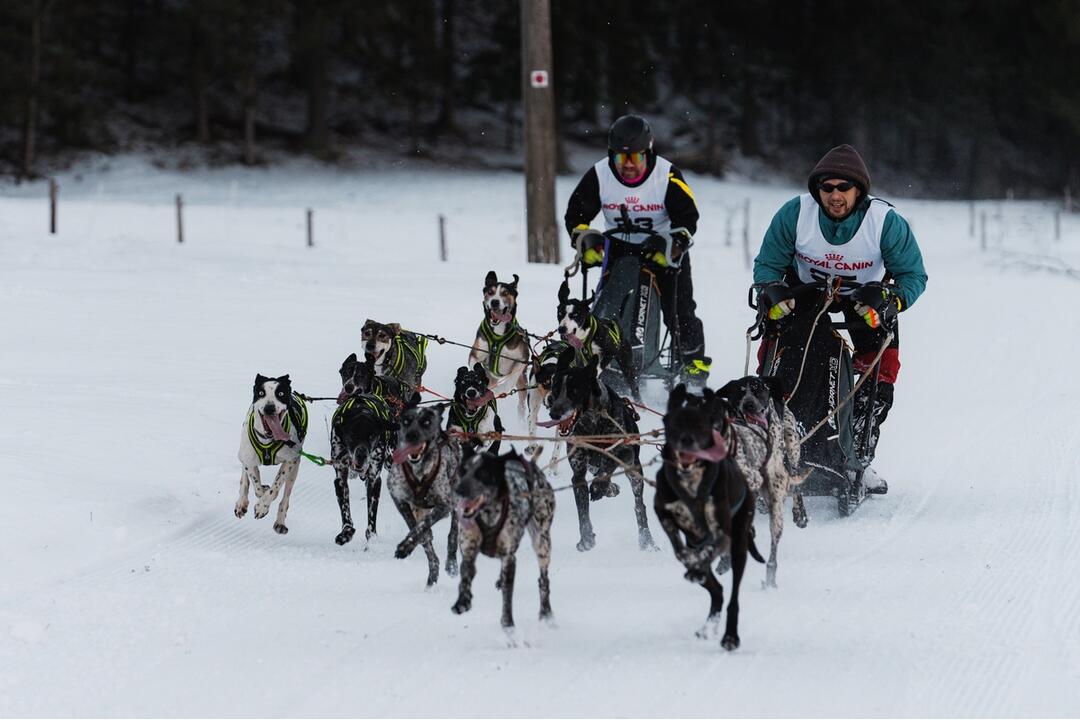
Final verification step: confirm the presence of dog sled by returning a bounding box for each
[571,209,690,394]
[749,279,892,516]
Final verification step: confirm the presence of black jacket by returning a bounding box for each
[563,159,699,237]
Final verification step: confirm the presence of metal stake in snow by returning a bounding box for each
[438,214,447,261]
[306,208,314,248]
[176,194,184,244]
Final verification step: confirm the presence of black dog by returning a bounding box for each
[452,447,555,636]
[447,363,504,455]
[543,349,656,552]
[330,393,397,545]
[556,279,640,400]
[656,384,765,651]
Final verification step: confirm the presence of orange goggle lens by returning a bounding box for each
[613,151,647,165]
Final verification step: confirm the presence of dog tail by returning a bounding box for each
[789,467,812,486]
[747,526,766,564]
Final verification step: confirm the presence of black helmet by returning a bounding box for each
[608,115,654,154]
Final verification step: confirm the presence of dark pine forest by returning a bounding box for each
[2,0,1078,199]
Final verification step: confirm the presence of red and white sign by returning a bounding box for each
[530,70,549,88]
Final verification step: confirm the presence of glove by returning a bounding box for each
[583,246,605,266]
[647,251,669,267]
[670,229,692,259]
[852,286,901,329]
[758,282,795,321]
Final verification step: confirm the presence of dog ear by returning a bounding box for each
[346,352,357,364]
[387,323,401,335]
[557,346,574,371]
[460,441,476,464]
[506,274,520,295]
[484,270,498,288]
[558,279,569,305]
[255,373,270,387]
[472,362,485,375]
[667,383,687,413]
[584,291,595,308]
[276,374,291,385]
[714,379,737,402]
[456,365,469,380]
[405,392,422,409]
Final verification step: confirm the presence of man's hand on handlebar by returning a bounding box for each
[851,283,900,329]
[759,281,795,320]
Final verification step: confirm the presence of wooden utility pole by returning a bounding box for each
[521,0,559,264]
[22,0,45,179]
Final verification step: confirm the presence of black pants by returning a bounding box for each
[655,253,706,360]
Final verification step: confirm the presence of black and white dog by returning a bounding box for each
[236,374,309,534]
[542,349,656,552]
[388,402,463,586]
[714,376,810,588]
[452,448,555,635]
[330,392,397,545]
[362,319,428,392]
[556,279,640,400]
[656,384,765,651]
[468,271,531,419]
[338,351,410,415]
[447,362,504,454]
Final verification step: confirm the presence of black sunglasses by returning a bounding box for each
[818,180,855,193]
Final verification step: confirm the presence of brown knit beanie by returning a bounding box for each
[807,144,871,197]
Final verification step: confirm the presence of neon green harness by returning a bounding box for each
[478,318,524,376]
[449,399,497,434]
[387,334,429,382]
[333,393,391,426]
[247,395,309,465]
[579,316,621,358]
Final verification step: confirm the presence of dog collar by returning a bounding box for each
[476,492,512,557]
[402,439,444,503]
[450,400,494,434]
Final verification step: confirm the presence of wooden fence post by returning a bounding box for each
[48,177,57,234]
[306,208,314,248]
[742,198,751,270]
[176,194,184,244]
[439,214,447,261]
[980,211,986,251]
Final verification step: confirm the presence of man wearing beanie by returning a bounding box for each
[752,144,928,494]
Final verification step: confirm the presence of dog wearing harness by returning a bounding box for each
[330,392,398,546]
[338,352,410,418]
[236,374,309,535]
[468,271,532,420]
[656,384,765,651]
[713,377,810,589]
[362,319,429,392]
[452,448,555,635]
[447,363,504,455]
[542,349,656,552]
[556,279,640,400]
[387,402,463,586]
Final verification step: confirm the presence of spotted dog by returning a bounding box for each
[717,375,808,529]
[556,279,640,400]
[542,349,656,552]
[655,384,765,651]
[236,374,308,534]
[330,392,397,545]
[362,319,429,392]
[447,363,504,454]
[452,448,555,634]
[713,377,810,589]
[468,271,531,419]
[338,352,410,416]
[387,402,463,586]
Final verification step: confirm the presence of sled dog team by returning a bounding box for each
[237,271,804,649]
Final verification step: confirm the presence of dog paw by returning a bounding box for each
[576,533,596,552]
[714,553,732,575]
[589,481,619,501]
[273,523,288,535]
[695,618,720,640]
[234,503,248,519]
[451,598,471,615]
[793,511,809,529]
[365,527,377,540]
[446,560,459,577]
[721,633,740,651]
[252,503,270,519]
[394,543,412,559]
[335,525,356,546]
[683,568,707,584]
[638,532,659,551]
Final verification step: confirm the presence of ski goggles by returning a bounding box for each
[818,180,856,193]
[612,150,647,165]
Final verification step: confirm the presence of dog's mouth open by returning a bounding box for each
[676,430,729,469]
[392,442,427,464]
[539,411,579,436]
[743,410,768,429]
[563,332,584,349]
[457,494,488,519]
[465,389,495,412]
[260,411,292,442]
[489,308,513,325]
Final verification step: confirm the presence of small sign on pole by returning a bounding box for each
[529,70,549,88]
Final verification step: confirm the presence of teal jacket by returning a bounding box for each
[753,196,928,309]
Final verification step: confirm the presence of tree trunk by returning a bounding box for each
[300,3,330,155]
[739,67,761,157]
[521,0,559,264]
[21,0,43,179]
[243,70,257,165]
[435,0,456,134]
[190,2,210,144]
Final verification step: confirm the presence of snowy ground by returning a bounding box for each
[2,158,1079,717]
